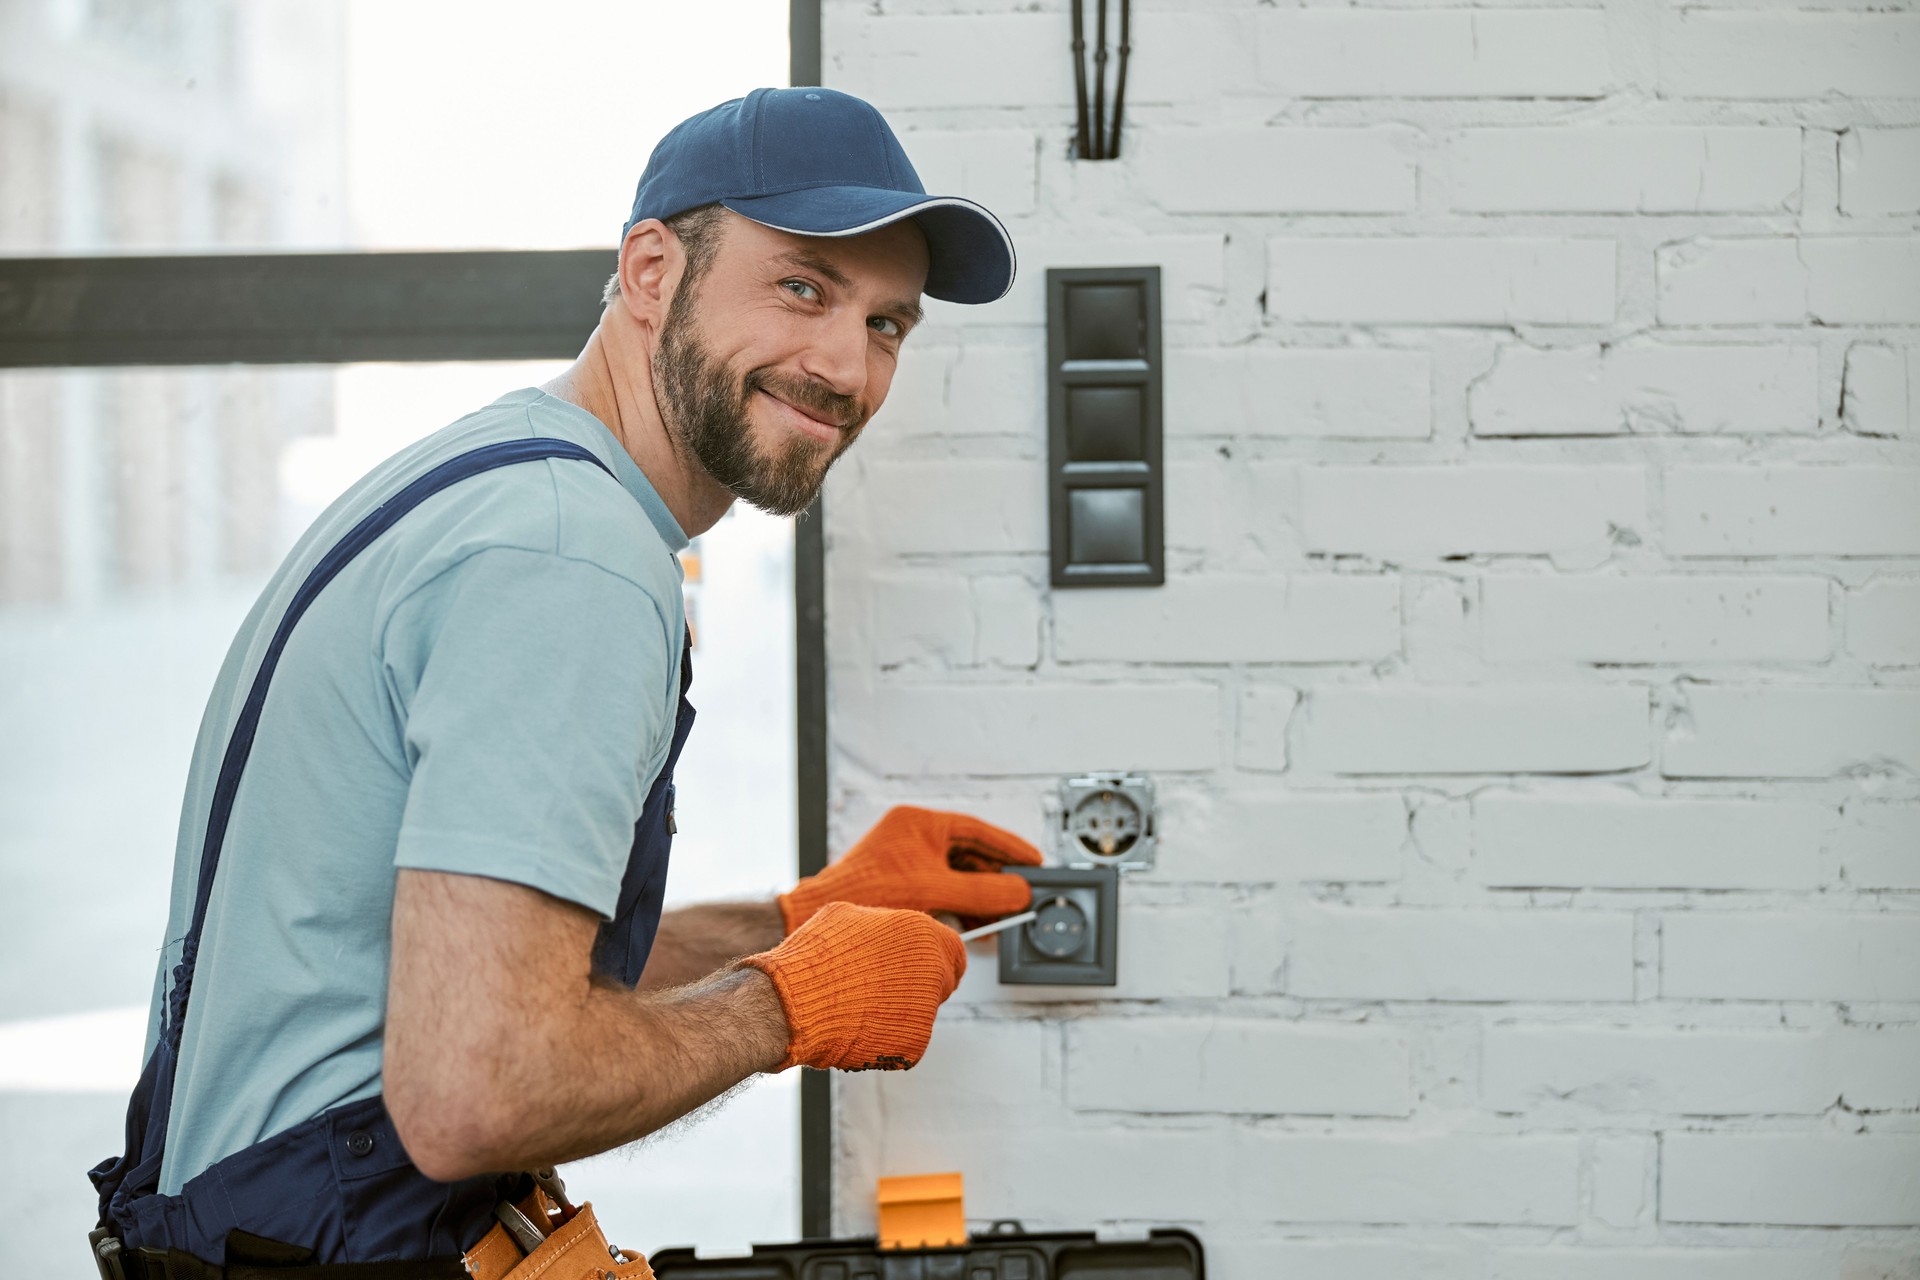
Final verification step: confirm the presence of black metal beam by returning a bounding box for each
[791,0,822,90]
[0,250,611,368]
[790,0,833,1244]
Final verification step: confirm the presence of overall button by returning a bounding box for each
[346,1129,375,1158]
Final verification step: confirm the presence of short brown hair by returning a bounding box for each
[602,203,728,305]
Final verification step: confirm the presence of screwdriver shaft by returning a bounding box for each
[958,910,1039,942]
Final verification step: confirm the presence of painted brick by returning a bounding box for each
[1054,575,1400,665]
[1658,238,1920,326]
[1844,345,1919,438]
[900,129,1037,219]
[1290,906,1635,1001]
[1161,791,1407,884]
[1169,347,1431,440]
[1665,467,1920,557]
[1481,575,1830,664]
[1474,792,1827,891]
[1848,577,1920,665]
[1237,684,1303,772]
[1660,12,1920,100]
[840,682,1219,777]
[1232,899,1288,995]
[1492,1250,1920,1280]
[829,14,1066,109]
[1662,1134,1920,1226]
[941,231,1225,325]
[1294,685,1650,776]
[1124,9,1261,104]
[816,0,1920,1266]
[1257,10,1612,99]
[1234,1132,1582,1225]
[1300,465,1645,560]
[1838,802,1920,891]
[1469,344,1820,437]
[954,904,1232,1004]
[1664,685,1920,779]
[840,1018,1061,1137]
[1165,458,1294,565]
[869,572,1041,670]
[1662,912,1920,1001]
[842,1121,1229,1228]
[1270,238,1615,325]
[1592,1135,1652,1227]
[1068,1018,1412,1116]
[1211,1241,1478,1280]
[832,789,1048,861]
[874,343,1044,439]
[1137,127,1417,214]
[1843,128,1920,216]
[1450,127,1800,214]
[840,459,1043,554]
[1483,1026,1920,1114]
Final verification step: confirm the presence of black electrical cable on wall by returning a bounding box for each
[1092,0,1109,159]
[1070,0,1130,161]
[1070,0,1092,159]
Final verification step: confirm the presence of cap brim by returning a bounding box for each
[722,187,1015,305]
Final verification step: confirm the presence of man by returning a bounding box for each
[89,87,1037,1280]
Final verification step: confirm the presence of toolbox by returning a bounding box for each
[649,1224,1204,1280]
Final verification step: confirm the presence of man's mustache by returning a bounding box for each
[747,369,863,432]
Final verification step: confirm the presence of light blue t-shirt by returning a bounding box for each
[147,389,688,1194]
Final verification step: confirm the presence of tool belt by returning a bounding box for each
[92,1184,653,1280]
[462,1184,654,1280]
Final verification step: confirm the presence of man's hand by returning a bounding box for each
[385,869,789,1183]
[778,806,1042,933]
[740,902,966,1071]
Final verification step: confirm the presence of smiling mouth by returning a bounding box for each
[759,389,845,439]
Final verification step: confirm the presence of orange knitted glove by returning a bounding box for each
[778,806,1043,934]
[741,902,967,1071]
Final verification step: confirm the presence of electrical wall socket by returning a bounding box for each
[998,865,1118,986]
[1057,772,1157,872]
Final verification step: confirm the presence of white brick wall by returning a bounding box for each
[1449,128,1801,215]
[1480,575,1830,664]
[1270,238,1617,325]
[1469,344,1819,437]
[822,0,1920,1269]
[1842,128,1920,217]
[1844,344,1918,438]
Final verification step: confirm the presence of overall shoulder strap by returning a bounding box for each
[163,437,616,1045]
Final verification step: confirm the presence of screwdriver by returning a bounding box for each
[957,910,1038,943]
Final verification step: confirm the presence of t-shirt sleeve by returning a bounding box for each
[383,544,676,917]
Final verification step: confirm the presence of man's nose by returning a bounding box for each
[797,310,870,401]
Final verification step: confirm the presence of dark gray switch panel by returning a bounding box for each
[1047,266,1163,588]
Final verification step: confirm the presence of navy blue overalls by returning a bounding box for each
[88,439,696,1278]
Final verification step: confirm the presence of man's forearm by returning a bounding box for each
[476,962,788,1173]
[386,870,789,1182]
[634,900,785,990]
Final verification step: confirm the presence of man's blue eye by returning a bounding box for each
[782,279,818,300]
[870,317,902,337]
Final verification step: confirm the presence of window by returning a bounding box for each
[0,0,801,1266]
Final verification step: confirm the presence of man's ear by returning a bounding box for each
[616,218,677,326]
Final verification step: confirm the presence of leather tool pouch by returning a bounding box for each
[462,1190,653,1280]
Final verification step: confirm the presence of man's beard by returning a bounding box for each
[654,286,862,518]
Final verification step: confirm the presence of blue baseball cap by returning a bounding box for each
[623,87,1015,305]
